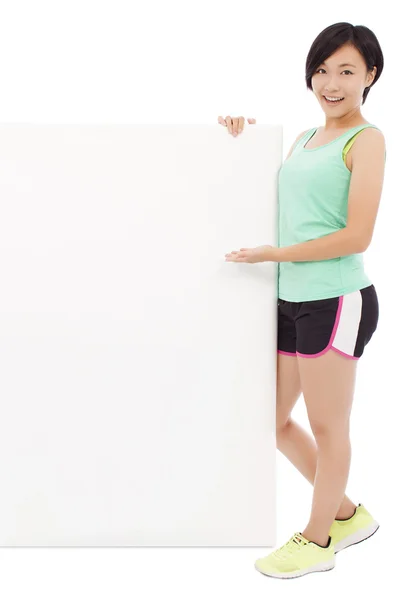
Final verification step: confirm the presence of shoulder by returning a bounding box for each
[351,126,386,165]
[285,128,313,159]
[291,127,314,146]
[295,128,313,142]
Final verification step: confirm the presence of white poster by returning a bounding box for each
[0,123,282,546]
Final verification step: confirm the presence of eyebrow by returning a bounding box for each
[321,62,357,68]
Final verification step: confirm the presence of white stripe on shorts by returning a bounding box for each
[331,289,363,357]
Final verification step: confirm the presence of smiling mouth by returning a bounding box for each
[323,96,345,103]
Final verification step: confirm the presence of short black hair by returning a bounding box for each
[305,22,384,105]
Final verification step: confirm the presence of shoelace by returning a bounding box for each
[273,533,308,560]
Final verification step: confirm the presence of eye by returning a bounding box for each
[315,69,353,75]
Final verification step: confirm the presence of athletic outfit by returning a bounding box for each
[255,125,384,579]
[277,124,385,360]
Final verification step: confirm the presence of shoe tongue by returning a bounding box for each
[293,533,307,545]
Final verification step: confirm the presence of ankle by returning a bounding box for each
[335,502,358,521]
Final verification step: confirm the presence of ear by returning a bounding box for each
[368,66,377,86]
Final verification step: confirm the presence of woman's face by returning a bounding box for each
[311,43,376,116]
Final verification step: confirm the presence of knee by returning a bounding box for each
[276,418,293,442]
[310,420,350,442]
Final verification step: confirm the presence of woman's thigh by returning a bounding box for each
[293,284,379,433]
[276,352,301,430]
[276,284,379,432]
[297,349,357,434]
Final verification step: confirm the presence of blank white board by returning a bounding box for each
[0,123,282,546]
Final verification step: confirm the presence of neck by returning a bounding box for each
[323,107,365,130]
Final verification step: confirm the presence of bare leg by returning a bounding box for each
[276,420,357,520]
[297,350,358,546]
[276,353,357,521]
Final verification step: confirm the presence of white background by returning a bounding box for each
[0,0,415,598]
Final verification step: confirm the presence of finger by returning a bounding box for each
[240,248,249,251]
[247,118,256,124]
[232,117,240,136]
[225,116,233,134]
[238,116,245,134]
[218,116,226,126]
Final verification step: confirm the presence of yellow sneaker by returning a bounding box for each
[254,532,335,579]
[329,503,380,554]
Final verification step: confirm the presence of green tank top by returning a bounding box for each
[277,124,384,302]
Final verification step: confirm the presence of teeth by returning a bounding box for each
[325,96,343,102]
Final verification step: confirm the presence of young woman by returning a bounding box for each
[220,22,386,579]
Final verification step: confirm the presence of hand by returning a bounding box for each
[218,115,256,136]
[225,245,275,263]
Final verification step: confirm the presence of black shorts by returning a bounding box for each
[277,284,379,360]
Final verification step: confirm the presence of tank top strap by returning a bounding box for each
[341,124,386,162]
[294,127,317,151]
[290,124,385,161]
[343,124,381,139]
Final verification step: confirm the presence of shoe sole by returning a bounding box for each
[334,521,380,554]
[255,560,335,579]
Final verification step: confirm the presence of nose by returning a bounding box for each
[324,85,340,93]
[323,77,341,93]
[324,82,341,93]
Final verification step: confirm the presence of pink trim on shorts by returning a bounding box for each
[295,295,359,360]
